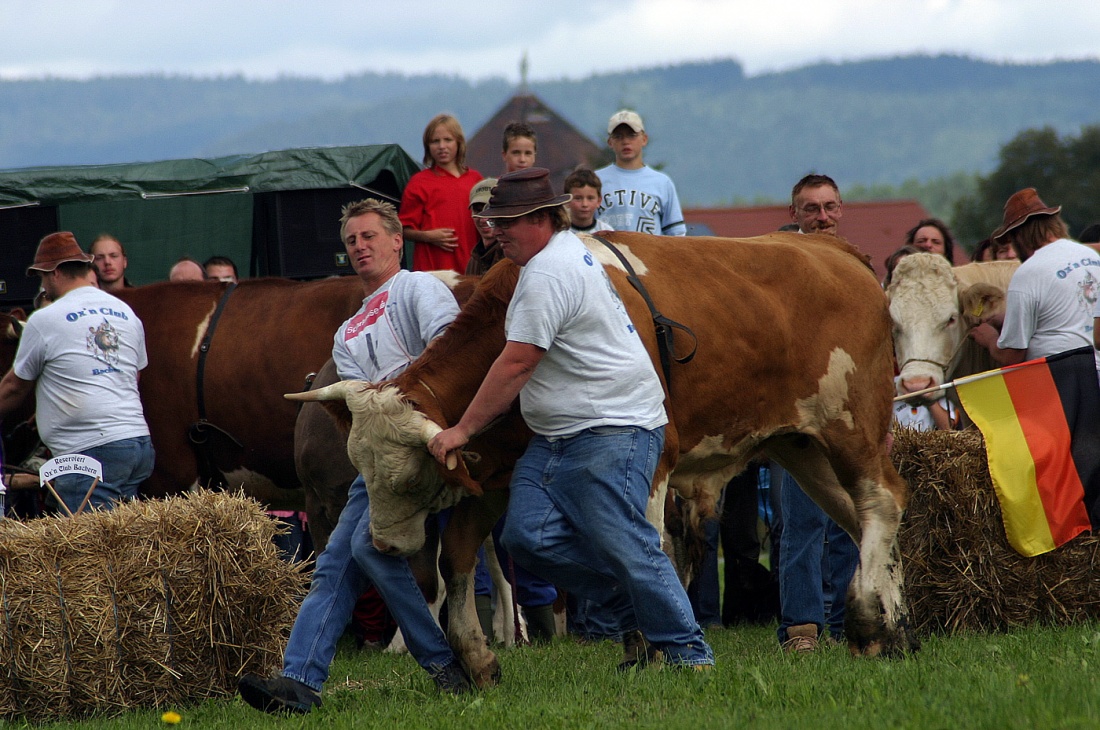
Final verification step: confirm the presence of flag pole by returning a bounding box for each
[892,360,1042,403]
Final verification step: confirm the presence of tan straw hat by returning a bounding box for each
[990,188,1061,241]
[26,232,93,275]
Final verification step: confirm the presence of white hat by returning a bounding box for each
[607,110,644,135]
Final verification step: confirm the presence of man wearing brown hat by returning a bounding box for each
[970,188,1100,368]
[428,167,714,671]
[0,232,154,513]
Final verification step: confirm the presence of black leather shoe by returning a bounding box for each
[431,662,473,695]
[238,673,322,715]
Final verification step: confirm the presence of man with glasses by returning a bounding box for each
[775,173,860,654]
[596,110,686,236]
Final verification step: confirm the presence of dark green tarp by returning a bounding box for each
[0,145,419,305]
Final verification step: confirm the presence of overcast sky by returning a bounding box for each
[1,0,1097,82]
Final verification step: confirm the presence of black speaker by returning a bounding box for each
[254,171,404,280]
[0,205,60,310]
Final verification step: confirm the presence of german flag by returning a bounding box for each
[955,346,1100,557]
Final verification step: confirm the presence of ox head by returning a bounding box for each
[286,381,476,556]
[886,253,962,396]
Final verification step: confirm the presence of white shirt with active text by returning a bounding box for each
[595,164,687,236]
[333,269,459,382]
[506,229,668,437]
[999,238,1100,366]
[14,285,150,454]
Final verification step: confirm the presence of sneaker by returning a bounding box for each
[617,630,663,671]
[431,662,473,695]
[238,673,321,715]
[781,624,819,654]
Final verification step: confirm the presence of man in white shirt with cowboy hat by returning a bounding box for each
[428,167,713,671]
[0,231,153,513]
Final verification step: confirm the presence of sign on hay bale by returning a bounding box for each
[0,491,309,722]
[894,428,1100,635]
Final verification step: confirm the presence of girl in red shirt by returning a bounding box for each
[400,114,482,273]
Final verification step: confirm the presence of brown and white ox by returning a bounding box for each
[289,231,919,685]
[887,253,1019,399]
[115,277,369,505]
[116,273,475,514]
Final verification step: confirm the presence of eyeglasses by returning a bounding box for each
[798,202,841,216]
[610,131,641,141]
[486,218,519,230]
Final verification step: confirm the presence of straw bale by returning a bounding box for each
[0,491,308,722]
[894,427,1100,636]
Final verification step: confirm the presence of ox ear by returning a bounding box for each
[418,419,484,497]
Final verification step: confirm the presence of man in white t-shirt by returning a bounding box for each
[239,199,470,716]
[0,232,153,513]
[970,188,1100,370]
[428,167,714,670]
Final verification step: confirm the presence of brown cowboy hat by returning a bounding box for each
[475,168,571,219]
[27,232,94,275]
[990,188,1061,241]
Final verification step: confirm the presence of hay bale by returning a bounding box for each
[894,427,1100,635]
[0,491,308,722]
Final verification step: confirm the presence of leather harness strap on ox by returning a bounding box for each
[592,235,697,388]
[187,282,243,490]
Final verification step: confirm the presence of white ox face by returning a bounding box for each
[886,253,963,395]
[286,381,464,556]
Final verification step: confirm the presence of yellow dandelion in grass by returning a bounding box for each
[161,710,182,724]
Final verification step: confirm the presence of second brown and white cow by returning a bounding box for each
[887,253,1019,397]
[290,231,918,685]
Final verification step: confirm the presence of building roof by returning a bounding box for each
[467,93,603,193]
[684,199,945,280]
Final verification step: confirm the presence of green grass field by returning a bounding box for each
[31,622,1100,730]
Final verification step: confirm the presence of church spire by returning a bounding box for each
[519,52,529,93]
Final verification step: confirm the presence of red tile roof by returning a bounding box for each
[684,200,948,280]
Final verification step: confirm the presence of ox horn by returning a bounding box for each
[284,381,351,402]
[420,419,458,471]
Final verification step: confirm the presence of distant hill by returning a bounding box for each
[1,55,1098,206]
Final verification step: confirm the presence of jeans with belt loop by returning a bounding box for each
[282,475,456,691]
[501,425,713,667]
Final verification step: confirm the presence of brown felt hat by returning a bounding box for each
[475,168,571,219]
[990,188,1062,241]
[26,231,94,275]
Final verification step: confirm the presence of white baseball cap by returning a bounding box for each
[607,110,644,135]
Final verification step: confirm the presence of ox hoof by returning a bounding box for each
[469,655,501,689]
[848,629,921,658]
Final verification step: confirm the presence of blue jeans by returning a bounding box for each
[776,469,859,642]
[51,436,154,514]
[282,475,456,691]
[687,514,721,628]
[501,426,713,666]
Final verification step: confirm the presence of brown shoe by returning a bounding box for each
[781,624,819,654]
[617,630,662,671]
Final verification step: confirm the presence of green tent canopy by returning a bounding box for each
[0,145,420,308]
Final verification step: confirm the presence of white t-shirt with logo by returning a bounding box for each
[506,230,668,437]
[333,270,459,382]
[14,285,150,454]
[1000,238,1100,364]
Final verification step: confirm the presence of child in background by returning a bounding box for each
[564,169,613,234]
[893,379,960,432]
[400,114,482,273]
[501,122,537,173]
